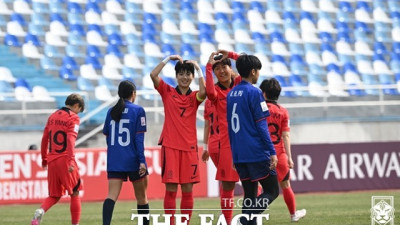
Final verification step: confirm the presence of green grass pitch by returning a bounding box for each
[0,190,398,225]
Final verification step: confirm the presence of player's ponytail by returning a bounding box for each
[110,80,136,122]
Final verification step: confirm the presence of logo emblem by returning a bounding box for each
[371,196,395,225]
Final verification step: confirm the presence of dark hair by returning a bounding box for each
[212,58,231,71]
[259,78,281,101]
[175,60,194,76]
[110,80,136,122]
[65,93,85,112]
[236,54,262,78]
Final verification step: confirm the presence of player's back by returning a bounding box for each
[45,107,80,162]
[266,101,289,153]
[104,101,146,171]
[227,81,271,163]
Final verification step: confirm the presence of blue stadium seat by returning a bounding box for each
[41,57,60,70]
[106,45,123,58]
[70,24,86,36]
[356,1,373,13]
[374,42,388,55]
[122,66,141,80]
[199,32,215,43]
[108,33,125,46]
[4,34,21,47]
[266,0,282,11]
[161,32,179,45]
[181,43,198,59]
[290,54,307,76]
[269,31,286,43]
[389,0,400,12]
[182,33,199,44]
[28,23,45,36]
[125,12,142,25]
[77,77,95,91]
[142,23,157,36]
[105,24,120,35]
[68,2,83,14]
[283,11,298,24]
[59,67,78,81]
[327,63,341,74]
[98,77,117,91]
[319,32,334,43]
[393,42,400,54]
[250,1,265,12]
[232,1,246,13]
[11,13,27,27]
[252,32,268,43]
[15,78,31,91]
[86,2,101,14]
[162,0,178,13]
[86,45,103,58]
[66,45,85,58]
[44,45,63,58]
[235,43,252,54]
[50,13,67,26]
[355,21,372,33]
[163,77,178,86]
[337,10,353,23]
[143,13,160,25]
[62,56,79,70]
[88,24,104,36]
[275,75,295,97]
[198,23,214,35]
[68,33,86,46]
[232,12,248,24]
[85,56,102,70]
[181,1,196,13]
[125,33,142,45]
[162,43,177,56]
[283,0,299,12]
[24,33,41,46]
[215,12,230,24]
[339,1,354,12]
[49,1,67,14]
[336,21,350,33]
[68,13,85,25]
[289,43,305,55]
[32,2,50,14]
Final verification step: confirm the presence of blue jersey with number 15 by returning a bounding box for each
[227,81,276,163]
[103,100,147,172]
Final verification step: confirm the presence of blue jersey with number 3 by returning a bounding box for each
[227,81,276,163]
[103,100,147,172]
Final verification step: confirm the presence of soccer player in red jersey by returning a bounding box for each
[260,78,307,222]
[31,94,85,225]
[202,99,219,165]
[205,49,242,224]
[150,55,206,225]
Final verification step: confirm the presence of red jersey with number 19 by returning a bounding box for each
[265,100,290,155]
[41,107,80,167]
[156,78,203,151]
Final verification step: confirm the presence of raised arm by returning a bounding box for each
[150,55,183,88]
[216,49,240,61]
[187,60,206,101]
[205,52,219,101]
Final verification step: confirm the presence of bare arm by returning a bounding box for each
[202,120,210,162]
[187,60,206,101]
[282,131,294,168]
[150,55,183,88]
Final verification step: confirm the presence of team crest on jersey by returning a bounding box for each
[260,101,269,112]
[141,117,146,126]
[74,124,79,133]
[123,108,128,114]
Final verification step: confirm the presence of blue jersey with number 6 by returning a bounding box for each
[103,100,147,172]
[227,81,276,163]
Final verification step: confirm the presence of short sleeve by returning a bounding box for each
[251,89,270,122]
[136,107,147,133]
[156,78,167,96]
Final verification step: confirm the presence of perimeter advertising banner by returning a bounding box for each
[0,142,399,204]
[0,147,207,204]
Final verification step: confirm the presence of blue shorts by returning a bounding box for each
[107,171,148,182]
[234,160,276,182]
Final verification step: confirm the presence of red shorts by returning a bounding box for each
[161,146,200,184]
[47,157,83,197]
[216,147,239,182]
[209,152,219,167]
[276,152,290,182]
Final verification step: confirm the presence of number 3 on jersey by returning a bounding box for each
[110,119,130,146]
[231,103,240,133]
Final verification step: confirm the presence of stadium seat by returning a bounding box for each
[22,43,43,59]
[68,13,85,25]
[143,1,162,14]
[62,56,79,71]
[0,67,16,83]
[41,57,60,71]
[32,86,55,102]
[98,77,117,91]
[77,76,95,91]
[87,30,107,46]
[102,65,124,80]
[14,0,33,15]
[28,23,45,36]
[68,2,83,14]
[7,21,26,37]
[122,66,141,80]
[85,56,102,70]
[80,64,101,80]
[106,0,125,15]
[105,54,123,69]
[59,67,78,81]
[0,1,13,15]
[319,0,337,13]
[95,85,113,101]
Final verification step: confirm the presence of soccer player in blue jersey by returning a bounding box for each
[102,80,149,225]
[227,54,279,225]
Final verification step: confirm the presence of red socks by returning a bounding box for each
[164,190,177,225]
[221,189,234,225]
[40,196,59,212]
[70,195,81,224]
[181,192,194,224]
[282,187,296,215]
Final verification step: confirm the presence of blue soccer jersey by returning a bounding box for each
[103,100,147,172]
[227,80,276,163]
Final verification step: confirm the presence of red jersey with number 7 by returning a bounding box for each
[156,78,203,151]
[41,107,80,167]
[265,100,290,155]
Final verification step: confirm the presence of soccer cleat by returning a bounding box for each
[31,208,44,225]
[291,209,307,222]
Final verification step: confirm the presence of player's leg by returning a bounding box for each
[103,178,123,225]
[165,183,178,225]
[31,196,60,225]
[240,179,258,225]
[70,190,81,225]
[221,181,235,225]
[133,177,150,225]
[280,179,306,222]
[180,183,194,224]
[257,175,279,211]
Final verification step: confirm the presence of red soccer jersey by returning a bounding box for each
[206,52,241,150]
[41,107,80,167]
[265,100,290,155]
[203,99,219,154]
[156,78,203,151]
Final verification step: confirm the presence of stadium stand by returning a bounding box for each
[0,0,399,132]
